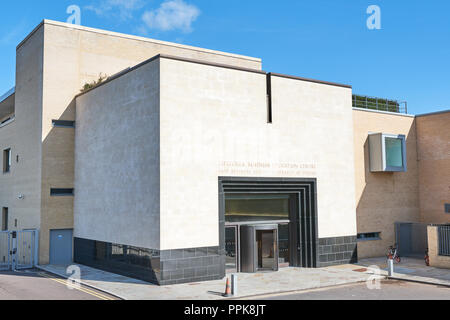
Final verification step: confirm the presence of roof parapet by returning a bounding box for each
[17,19,262,66]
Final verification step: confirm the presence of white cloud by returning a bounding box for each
[142,0,200,33]
[86,0,145,20]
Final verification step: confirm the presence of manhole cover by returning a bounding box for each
[353,268,368,273]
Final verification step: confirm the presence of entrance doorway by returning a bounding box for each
[256,229,277,271]
[224,192,294,273]
[220,178,318,273]
[395,222,428,258]
[49,229,73,265]
[240,225,279,273]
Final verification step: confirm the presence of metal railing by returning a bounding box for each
[353,95,407,114]
[0,230,38,271]
[438,225,450,256]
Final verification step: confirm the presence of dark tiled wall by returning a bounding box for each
[74,237,225,286]
[160,247,225,286]
[318,236,358,267]
[74,237,161,283]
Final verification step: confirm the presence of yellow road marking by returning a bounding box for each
[41,275,111,300]
[48,277,112,300]
[42,275,112,300]
[38,272,115,300]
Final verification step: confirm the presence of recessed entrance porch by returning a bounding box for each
[219,178,318,274]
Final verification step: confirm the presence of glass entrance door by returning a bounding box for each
[225,226,238,272]
[240,225,279,273]
[256,229,277,271]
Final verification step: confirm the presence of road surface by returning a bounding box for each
[260,280,450,300]
[0,269,118,300]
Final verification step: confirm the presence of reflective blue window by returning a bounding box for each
[385,137,404,167]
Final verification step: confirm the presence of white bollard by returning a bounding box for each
[388,259,394,276]
[231,274,238,296]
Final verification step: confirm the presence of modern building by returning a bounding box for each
[0,20,448,285]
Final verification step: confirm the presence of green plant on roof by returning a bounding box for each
[81,73,108,93]
[352,95,400,113]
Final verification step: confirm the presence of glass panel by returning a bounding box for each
[225,194,290,223]
[385,137,403,167]
[278,224,290,266]
[50,188,75,196]
[52,120,75,128]
[225,227,237,270]
[357,232,381,240]
[1,208,8,231]
[257,230,275,270]
[3,149,11,173]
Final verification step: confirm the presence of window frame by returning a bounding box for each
[1,207,8,231]
[3,148,11,173]
[52,120,75,128]
[50,188,75,197]
[369,133,407,172]
[225,193,291,223]
[382,134,407,172]
[445,203,450,214]
[0,116,15,128]
[225,225,239,273]
[357,232,381,242]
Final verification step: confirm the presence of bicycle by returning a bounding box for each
[387,244,401,263]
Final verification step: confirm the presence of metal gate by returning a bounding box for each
[0,231,11,271]
[438,225,450,256]
[395,222,428,258]
[0,230,38,271]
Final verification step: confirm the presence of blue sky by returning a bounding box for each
[0,0,449,114]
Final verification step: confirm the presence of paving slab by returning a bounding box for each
[358,257,450,287]
[37,264,385,300]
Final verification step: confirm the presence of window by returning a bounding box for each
[1,208,8,231]
[357,232,381,241]
[266,73,273,124]
[369,133,407,172]
[3,148,11,173]
[0,115,15,128]
[445,204,450,214]
[225,226,237,272]
[50,188,74,196]
[1,117,12,125]
[52,120,75,128]
[278,224,290,267]
[385,137,404,167]
[225,194,290,223]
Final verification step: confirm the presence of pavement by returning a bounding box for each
[37,263,384,300]
[37,257,450,300]
[358,257,450,287]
